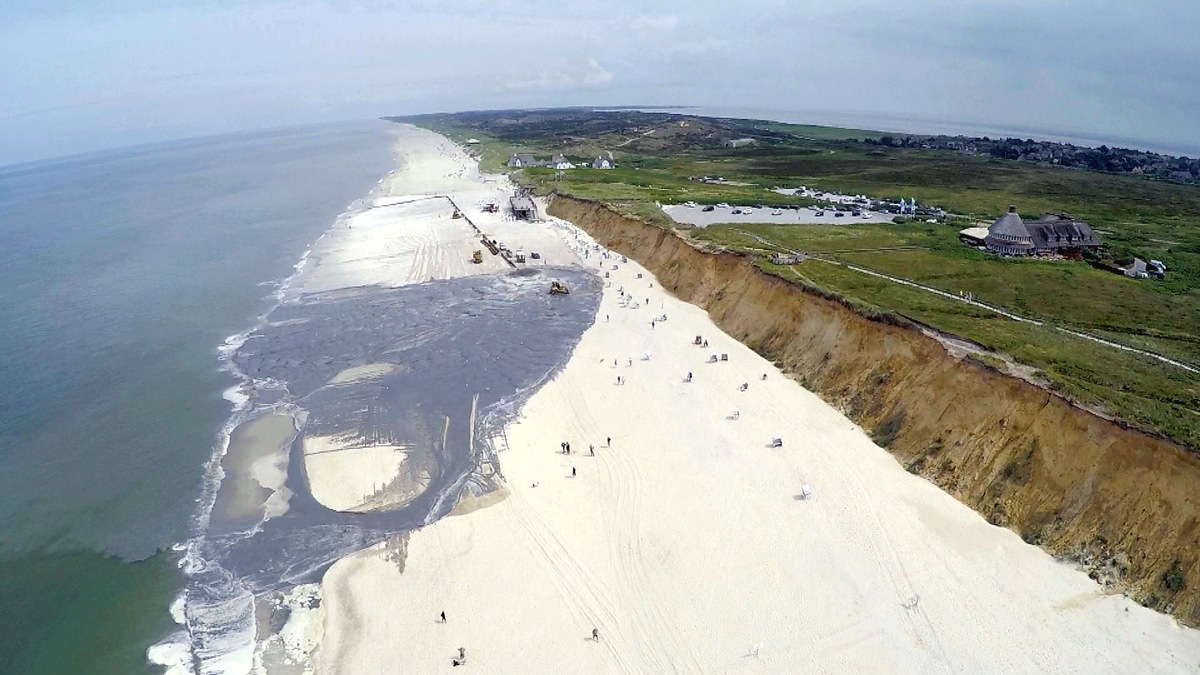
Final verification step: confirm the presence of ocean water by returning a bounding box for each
[0,122,396,674]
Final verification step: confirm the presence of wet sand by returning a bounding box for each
[313,132,1200,673]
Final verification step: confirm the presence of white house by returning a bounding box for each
[592,155,615,169]
[507,154,539,168]
[552,154,575,170]
[725,138,756,148]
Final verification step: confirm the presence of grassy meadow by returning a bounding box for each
[398,109,1200,447]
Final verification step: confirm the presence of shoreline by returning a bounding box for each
[156,123,604,674]
[311,130,1200,673]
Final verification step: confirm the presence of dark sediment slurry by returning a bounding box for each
[186,266,600,666]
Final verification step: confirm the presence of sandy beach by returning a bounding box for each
[301,126,1200,673]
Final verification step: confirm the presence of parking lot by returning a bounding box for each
[661,203,895,228]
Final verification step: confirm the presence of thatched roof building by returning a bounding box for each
[983,206,1101,256]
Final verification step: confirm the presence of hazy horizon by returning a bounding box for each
[3,1,1198,166]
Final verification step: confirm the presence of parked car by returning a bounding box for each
[742,208,754,215]
[530,251,541,259]
[702,205,715,212]
[716,203,730,209]
[683,201,697,208]
[731,208,743,215]
[815,210,825,216]
[834,211,844,218]
[771,209,783,216]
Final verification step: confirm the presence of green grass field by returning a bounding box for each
[399,109,1200,448]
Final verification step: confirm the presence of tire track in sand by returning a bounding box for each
[558,370,705,673]
[761,388,953,672]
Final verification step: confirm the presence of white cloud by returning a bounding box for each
[632,14,679,32]
[504,58,613,91]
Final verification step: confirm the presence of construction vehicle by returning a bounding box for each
[482,202,499,213]
[549,281,570,295]
[472,250,483,264]
[515,250,526,263]
[482,237,499,255]
[452,209,463,219]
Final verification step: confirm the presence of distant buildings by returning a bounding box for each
[507,154,539,168]
[506,153,603,169]
[725,138,756,149]
[973,206,1103,257]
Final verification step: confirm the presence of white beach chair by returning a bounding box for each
[799,483,812,500]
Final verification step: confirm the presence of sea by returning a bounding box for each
[0,121,397,674]
[0,106,1186,674]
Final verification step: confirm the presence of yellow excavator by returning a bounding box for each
[472,250,483,264]
[549,281,569,295]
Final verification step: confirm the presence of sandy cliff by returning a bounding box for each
[549,194,1200,625]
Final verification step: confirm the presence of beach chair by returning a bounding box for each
[708,354,719,363]
[770,437,783,448]
[720,353,728,361]
[799,483,811,500]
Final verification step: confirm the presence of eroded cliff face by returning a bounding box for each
[550,195,1200,625]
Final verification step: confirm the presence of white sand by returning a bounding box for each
[327,363,400,385]
[293,126,584,299]
[292,125,589,514]
[301,434,410,513]
[312,128,1200,673]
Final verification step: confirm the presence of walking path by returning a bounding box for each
[731,228,1198,374]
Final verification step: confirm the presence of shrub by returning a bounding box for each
[1163,560,1186,593]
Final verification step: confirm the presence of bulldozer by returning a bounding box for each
[549,281,570,295]
[472,250,483,264]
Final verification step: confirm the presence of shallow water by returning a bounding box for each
[0,122,395,674]
[176,267,601,671]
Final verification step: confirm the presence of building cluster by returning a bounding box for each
[865,135,1200,186]
[960,206,1102,258]
[507,153,615,170]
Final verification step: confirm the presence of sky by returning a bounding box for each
[2,0,1199,165]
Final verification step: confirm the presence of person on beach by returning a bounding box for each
[607,436,612,447]
[686,372,693,382]
[651,320,656,329]
[628,357,632,366]
[566,442,571,453]
[593,628,600,641]
[572,466,577,477]
[440,611,446,623]
[589,444,595,456]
